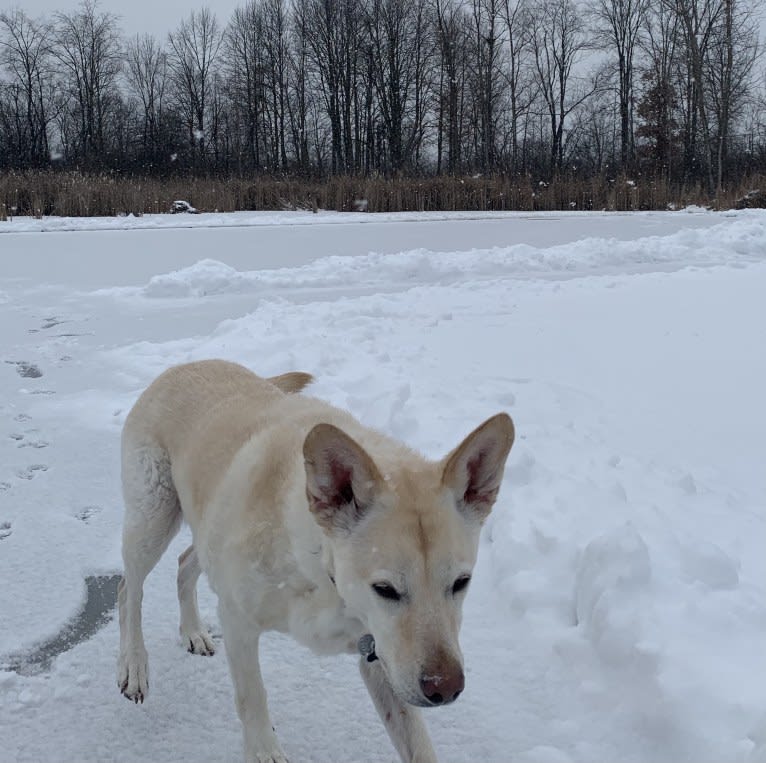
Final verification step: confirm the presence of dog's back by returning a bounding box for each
[123,359,312,453]
[122,360,313,523]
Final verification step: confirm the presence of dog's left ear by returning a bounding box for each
[304,423,384,535]
[441,413,515,523]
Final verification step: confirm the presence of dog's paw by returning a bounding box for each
[247,739,290,763]
[252,751,289,763]
[118,649,148,703]
[183,628,216,656]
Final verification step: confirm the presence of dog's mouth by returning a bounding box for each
[401,692,441,708]
[361,638,464,709]
[400,686,463,709]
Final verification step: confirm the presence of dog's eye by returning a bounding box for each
[452,575,471,595]
[372,583,402,601]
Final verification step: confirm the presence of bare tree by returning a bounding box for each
[589,0,648,169]
[53,0,122,165]
[300,0,366,174]
[0,9,57,166]
[663,0,724,192]
[364,0,433,173]
[471,0,503,170]
[704,0,759,195]
[225,1,267,170]
[575,88,620,172]
[167,8,223,164]
[2,0,766,185]
[530,0,599,174]
[0,11,55,166]
[501,0,535,173]
[125,34,172,167]
[638,0,679,179]
[434,0,470,173]
[262,0,291,170]
[286,0,314,172]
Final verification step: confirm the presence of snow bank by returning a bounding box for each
[96,215,766,300]
[1,210,765,763]
[143,259,251,297]
[575,523,653,668]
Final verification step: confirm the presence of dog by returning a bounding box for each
[117,359,514,763]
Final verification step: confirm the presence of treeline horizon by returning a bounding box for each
[1,0,765,203]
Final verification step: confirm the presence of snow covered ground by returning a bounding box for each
[0,209,764,763]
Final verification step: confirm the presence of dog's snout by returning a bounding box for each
[419,666,465,706]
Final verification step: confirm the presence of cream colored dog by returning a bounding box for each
[117,359,514,763]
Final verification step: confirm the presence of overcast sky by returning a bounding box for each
[7,0,239,37]
[6,0,766,57]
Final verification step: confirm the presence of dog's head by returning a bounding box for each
[303,413,514,707]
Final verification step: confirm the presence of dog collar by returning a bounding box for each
[329,574,378,662]
[358,634,378,662]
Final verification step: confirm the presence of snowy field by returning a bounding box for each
[0,209,765,763]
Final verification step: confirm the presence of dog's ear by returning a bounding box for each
[304,423,384,534]
[441,413,515,523]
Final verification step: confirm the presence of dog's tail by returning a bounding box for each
[268,371,314,395]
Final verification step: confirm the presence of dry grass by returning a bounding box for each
[0,170,763,218]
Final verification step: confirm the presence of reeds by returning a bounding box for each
[0,170,762,218]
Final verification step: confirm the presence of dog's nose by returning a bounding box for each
[419,668,465,705]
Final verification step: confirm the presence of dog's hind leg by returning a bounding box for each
[177,545,215,655]
[118,444,182,703]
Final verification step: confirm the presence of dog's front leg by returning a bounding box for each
[219,606,287,763]
[360,658,438,763]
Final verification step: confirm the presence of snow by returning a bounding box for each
[1,209,765,762]
[131,219,764,298]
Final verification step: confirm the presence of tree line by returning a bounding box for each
[0,0,763,195]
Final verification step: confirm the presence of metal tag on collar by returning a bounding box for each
[358,633,378,662]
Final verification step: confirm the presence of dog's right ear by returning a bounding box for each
[303,423,383,535]
[441,412,515,523]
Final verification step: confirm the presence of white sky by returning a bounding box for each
[5,0,241,37]
[6,0,766,47]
